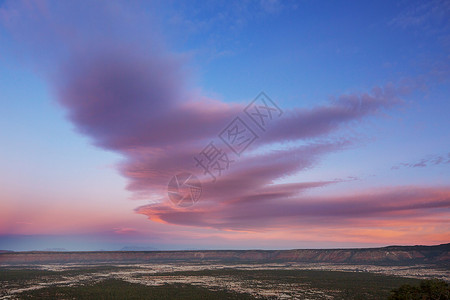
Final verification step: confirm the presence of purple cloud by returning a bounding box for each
[136,186,450,231]
[1,1,416,233]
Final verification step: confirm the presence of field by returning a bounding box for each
[1,262,445,299]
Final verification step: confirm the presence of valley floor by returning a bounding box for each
[1,262,448,299]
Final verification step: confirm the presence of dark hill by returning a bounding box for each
[0,243,448,266]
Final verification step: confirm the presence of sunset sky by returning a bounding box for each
[0,0,449,251]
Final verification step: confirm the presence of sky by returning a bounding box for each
[0,0,449,251]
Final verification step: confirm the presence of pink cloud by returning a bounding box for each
[136,186,450,233]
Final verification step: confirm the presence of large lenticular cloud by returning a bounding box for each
[57,49,242,151]
[3,0,444,236]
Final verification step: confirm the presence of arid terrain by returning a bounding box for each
[1,244,449,299]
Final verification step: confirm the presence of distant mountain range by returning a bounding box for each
[0,243,448,266]
[119,246,158,251]
[41,248,68,252]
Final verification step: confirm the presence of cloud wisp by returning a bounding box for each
[392,153,450,169]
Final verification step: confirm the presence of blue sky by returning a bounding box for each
[0,0,449,251]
